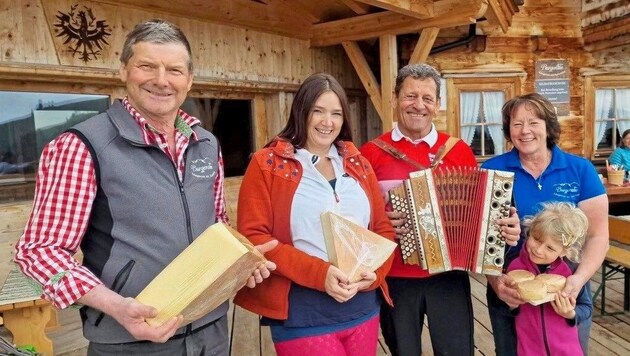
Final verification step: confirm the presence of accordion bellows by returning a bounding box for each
[135,223,265,327]
[321,211,396,283]
[389,167,514,276]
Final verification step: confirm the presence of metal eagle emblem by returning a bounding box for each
[54,4,111,63]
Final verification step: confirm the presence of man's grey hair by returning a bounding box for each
[120,19,193,72]
[395,63,441,98]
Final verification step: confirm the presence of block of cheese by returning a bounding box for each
[321,211,396,283]
[136,223,265,327]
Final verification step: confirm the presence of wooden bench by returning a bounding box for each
[0,201,56,355]
[593,215,630,315]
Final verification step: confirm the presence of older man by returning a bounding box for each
[15,19,275,355]
[360,63,520,356]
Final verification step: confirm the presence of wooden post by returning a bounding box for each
[380,34,397,132]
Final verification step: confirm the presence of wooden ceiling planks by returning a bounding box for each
[311,0,488,46]
[354,0,434,18]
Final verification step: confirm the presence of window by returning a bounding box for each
[460,91,505,156]
[0,91,109,202]
[443,75,522,160]
[594,88,630,150]
[584,75,630,160]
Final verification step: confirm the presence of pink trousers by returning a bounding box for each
[274,315,380,356]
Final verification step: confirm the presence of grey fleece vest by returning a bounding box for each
[71,100,228,343]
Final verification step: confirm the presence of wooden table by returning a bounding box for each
[606,183,630,203]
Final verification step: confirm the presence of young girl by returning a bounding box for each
[507,201,593,356]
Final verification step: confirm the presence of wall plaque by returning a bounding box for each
[535,59,570,116]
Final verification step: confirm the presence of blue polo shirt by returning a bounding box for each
[482,145,606,260]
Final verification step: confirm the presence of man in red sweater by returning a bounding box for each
[360,63,520,356]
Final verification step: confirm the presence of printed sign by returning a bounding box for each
[535,60,570,116]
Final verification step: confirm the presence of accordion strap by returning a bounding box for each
[372,136,461,169]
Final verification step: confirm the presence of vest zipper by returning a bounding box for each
[178,179,194,244]
[540,305,551,356]
[172,159,193,337]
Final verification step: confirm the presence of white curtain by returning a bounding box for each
[482,91,505,154]
[615,89,630,135]
[595,89,613,147]
[460,92,481,145]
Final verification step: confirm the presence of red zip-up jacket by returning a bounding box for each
[234,139,395,320]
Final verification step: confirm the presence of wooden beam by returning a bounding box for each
[487,0,510,33]
[409,27,440,64]
[354,0,434,19]
[583,15,630,47]
[340,0,371,14]
[380,34,397,132]
[253,95,268,150]
[0,62,301,94]
[341,41,384,119]
[311,0,488,47]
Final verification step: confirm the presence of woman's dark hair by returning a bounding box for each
[621,129,630,148]
[271,73,353,148]
[501,93,561,149]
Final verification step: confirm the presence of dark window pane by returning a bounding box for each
[596,122,614,150]
[182,98,253,177]
[482,126,495,156]
[470,126,482,156]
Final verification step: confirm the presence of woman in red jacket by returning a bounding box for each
[235,73,395,356]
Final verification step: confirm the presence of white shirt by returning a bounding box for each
[290,146,371,261]
[391,123,438,147]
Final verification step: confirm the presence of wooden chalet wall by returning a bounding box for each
[581,0,630,162]
[0,0,367,150]
[415,0,594,156]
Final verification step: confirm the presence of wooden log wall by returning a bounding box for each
[414,0,594,156]
[0,0,366,150]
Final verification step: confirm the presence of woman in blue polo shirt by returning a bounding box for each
[481,93,609,356]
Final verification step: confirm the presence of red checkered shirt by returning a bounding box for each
[14,98,228,309]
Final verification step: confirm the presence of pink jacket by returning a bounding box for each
[234,139,395,320]
[507,248,584,356]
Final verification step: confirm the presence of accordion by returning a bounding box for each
[389,167,514,276]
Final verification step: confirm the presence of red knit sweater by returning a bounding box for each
[234,139,395,320]
[360,131,477,278]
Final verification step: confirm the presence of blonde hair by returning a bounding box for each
[522,202,588,263]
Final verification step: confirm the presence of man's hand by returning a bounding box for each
[497,207,521,246]
[386,211,408,238]
[112,297,183,343]
[325,266,358,303]
[487,274,525,307]
[551,293,576,319]
[246,240,278,288]
[79,285,182,343]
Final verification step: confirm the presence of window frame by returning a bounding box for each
[444,75,522,162]
[584,74,630,160]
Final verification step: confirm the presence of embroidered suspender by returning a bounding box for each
[371,136,461,169]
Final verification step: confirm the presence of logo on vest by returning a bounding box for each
[190,158,216,178]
